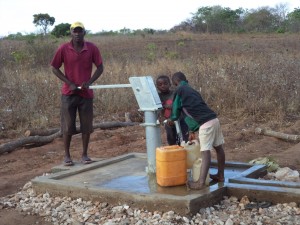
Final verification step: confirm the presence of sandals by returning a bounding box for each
[210,174,225,182]
[64,160,74,166]
[81,157,93,164]
[63,156,93,166]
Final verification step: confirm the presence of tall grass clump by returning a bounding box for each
[0,33,299,132]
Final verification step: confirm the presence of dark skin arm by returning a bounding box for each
[51,67,77,91]
[167,119,196,141]
[81,64,104,89]
[189,132,196,142]
[166,119,174,126]
[51,64,104,90]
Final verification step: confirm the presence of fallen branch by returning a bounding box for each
[255,127,300,142]
[1,121,139,154]
[24,121,138,137]
[93,121,138,129]
[24,128,60,137]
[0,131,62,154]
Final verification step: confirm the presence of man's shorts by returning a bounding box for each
[61,95,93,135]
[198,118,224,151]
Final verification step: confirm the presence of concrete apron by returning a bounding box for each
[31,153,300,216]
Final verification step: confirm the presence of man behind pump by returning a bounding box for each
[51,21,104,166]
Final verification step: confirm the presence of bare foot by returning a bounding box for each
[187,181,206,190]
[210,174,225,182]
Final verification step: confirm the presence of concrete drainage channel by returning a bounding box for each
[31,153,300,215]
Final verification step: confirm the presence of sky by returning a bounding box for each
[0,0,299,37]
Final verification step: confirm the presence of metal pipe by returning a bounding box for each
[141,110,162,173]
[78,84,132,89]
[77,78,162,174]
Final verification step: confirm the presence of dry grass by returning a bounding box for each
[0,33,299,132]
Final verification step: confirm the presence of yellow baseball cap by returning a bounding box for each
[70,22,85,30]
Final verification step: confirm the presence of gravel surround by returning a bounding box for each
[1,181,300,225]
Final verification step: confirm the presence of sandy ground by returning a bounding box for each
[0,117,299,224]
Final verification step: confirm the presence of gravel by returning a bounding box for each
[1,181,300,225]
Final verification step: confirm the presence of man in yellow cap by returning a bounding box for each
[51,21,104,166]
[70,21,85,30]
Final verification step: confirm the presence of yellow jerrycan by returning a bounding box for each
[156,145,187,187]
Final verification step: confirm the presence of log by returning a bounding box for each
[24,128,60,137]
[255,127,300,142]
[0,131,61,154]
[24,121,138,137]
[93,121,138,129]
[1,121,139,154]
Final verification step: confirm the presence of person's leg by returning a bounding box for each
[188,150,211,189]
[63,134,73,164]
[209,119,225,182]
[61,95,77,166]
[188,124,214,189]
[78,97,93,163]
[210,145,225,182]
[81,133,91,161]
[165,124,177,145]
[179,118,189,143]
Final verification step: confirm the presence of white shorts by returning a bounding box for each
[198,118,224,151]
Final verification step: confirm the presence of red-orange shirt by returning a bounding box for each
[158,90,174,119]
[51,40,103,98]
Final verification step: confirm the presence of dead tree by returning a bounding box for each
[0,121,139,154]
[255,127,300,142]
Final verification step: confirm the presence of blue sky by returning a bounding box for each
[0,0,299,36]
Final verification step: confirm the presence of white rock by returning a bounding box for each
[225,218,233,225]
[275,167,300,182]
[22,182,32,190]
[43,192,50,199]
[182,216,190,223]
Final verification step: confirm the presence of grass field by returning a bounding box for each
[0,32,299,132]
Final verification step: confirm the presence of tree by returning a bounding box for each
[143,28,155,34]
[273,3,289,32]
[33,13,55,35]
[192,6,243,33]
[287,8,300,32]
[171,19,195,32]
[192,6,213,33]
[6,32,23,40]
[51,23,71,38]
[119,27,131,34]
[274,3,289,23]
[243,7,279,32]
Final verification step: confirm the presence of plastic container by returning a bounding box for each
[156,145,187,187]
[181,140,201,169]
[192,158,210,185]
